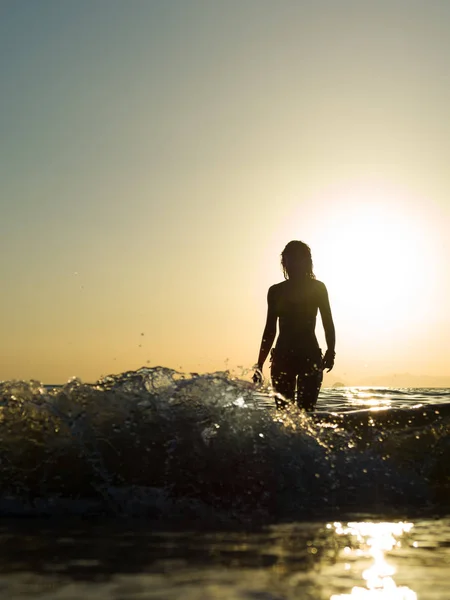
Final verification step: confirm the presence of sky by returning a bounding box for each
[1,0,450,385]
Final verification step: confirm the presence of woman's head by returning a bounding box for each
[281,240,315,280]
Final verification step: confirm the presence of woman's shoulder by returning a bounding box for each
[269,279,327,296]
[312,278,326,289]
[311,279,329,299]
[267,281,288,300]
[268,280,288,292]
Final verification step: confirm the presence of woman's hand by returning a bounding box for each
[323,350,335,372]
[252,365,263,384]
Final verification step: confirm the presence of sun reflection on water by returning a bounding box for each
[329,522,417,599]
[345,390,393,409]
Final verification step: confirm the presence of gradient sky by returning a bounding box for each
[1,0,450,384]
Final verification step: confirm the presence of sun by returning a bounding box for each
[309,188,437,339]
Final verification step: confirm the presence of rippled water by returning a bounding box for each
[0,517,448,598]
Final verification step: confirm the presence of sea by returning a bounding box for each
[0,366,449,599]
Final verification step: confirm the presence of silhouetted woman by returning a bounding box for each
[253,241,335,410]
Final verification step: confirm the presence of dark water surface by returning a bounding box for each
[0,517,449,598]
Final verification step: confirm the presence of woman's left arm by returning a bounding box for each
[318,282,336,371]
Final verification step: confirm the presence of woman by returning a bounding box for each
[253,240,335,410]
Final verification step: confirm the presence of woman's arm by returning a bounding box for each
[318,282,336,371]
[255,286,278,370]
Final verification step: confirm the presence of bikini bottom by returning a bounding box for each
[270,347,323,411]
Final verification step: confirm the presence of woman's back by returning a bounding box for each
[272,278,321,352]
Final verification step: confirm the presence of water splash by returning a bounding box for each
[0,368,449,520]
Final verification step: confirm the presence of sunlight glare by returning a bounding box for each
[330,521,416,599]
[307,187,436,338]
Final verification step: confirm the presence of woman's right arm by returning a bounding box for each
[255,286,278,370]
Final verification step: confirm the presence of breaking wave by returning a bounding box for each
[1,367,449,522]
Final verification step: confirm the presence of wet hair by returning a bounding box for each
[281,240,315,280]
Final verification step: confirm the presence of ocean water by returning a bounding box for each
[0,367,449,598]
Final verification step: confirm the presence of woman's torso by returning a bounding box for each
[272,278,321,355]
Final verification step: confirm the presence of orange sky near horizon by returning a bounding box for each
[1,1,450,385]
